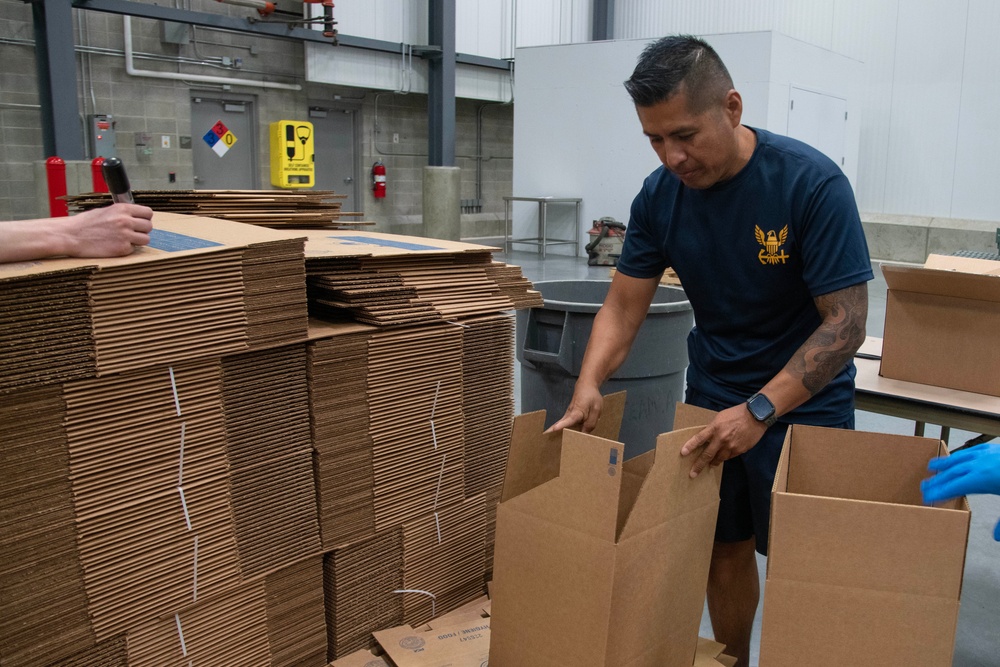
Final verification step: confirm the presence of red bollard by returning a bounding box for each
[45,156,69,217]
[91,157,108,193]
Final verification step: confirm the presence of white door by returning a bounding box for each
[787,87,848,170]
[191,94,258,189]
[310,105,359,212]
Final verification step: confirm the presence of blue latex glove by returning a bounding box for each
[922,444,1000,541]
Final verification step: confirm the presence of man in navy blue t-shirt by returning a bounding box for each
[548,35,872,666]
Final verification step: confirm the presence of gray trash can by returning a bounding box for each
[516,280,694,459]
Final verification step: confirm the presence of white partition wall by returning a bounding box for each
[512,32,863,255]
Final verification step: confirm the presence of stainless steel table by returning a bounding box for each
[503,196,582,259]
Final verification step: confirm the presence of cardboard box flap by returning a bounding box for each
[924,253,1000,275]
[882,262,1000,303]
[500,428,624,542]
[499,394,626,505]
[591,390,626,442]
[785,425,941,506]
[617,426,723,542]
[673,402,716,430]
[499,410,562,503]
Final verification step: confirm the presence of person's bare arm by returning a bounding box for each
[681,282,868,476]
[0,203,154,263]
[546,271,662,433]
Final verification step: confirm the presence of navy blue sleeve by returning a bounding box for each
[797,173,873,297]
[615,184,671,280]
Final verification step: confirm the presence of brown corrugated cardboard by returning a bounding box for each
[329,648,391,667]
[489,401,722,667]
[373,614,491,667]
[881,254,1000,396]
[759,424,971,666]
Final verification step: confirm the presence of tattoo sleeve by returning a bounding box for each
[789,283,868,396]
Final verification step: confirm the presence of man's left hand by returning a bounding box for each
[680,404,769,478]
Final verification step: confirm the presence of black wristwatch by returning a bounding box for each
[746,392,778,427]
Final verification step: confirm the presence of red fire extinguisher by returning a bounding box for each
[372,161,387,199]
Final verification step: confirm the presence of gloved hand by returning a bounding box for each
[922,443,1000,541]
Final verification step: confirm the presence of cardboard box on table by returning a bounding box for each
[759,425,971,666]
[881,254,1000,396]
[489,392,723,667]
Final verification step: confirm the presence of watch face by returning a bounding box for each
[748,394,774,420]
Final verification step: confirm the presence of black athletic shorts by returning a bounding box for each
[685,386,855,556]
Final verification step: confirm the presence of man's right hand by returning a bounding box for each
[545,383,603,434]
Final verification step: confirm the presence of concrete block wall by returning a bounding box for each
[0,1,514,236]
[862,213,1000,263]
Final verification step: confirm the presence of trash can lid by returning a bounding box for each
[532,280,691,314]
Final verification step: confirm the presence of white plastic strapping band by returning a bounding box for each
[446,320,471,329]
[430,419,438,451]
[168,367,182,416]
[433,453,446,510]
[393,589,436,617]
[175,613,188,656]
[434,511,442,545]
[178,421,187,487]
[177,486,192,531]
[431,380,441,419]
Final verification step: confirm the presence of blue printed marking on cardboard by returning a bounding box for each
[333,235,445,251]
[149,228,224,252]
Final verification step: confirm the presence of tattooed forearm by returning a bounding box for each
[789,283,868,395]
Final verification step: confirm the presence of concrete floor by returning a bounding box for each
[500,247,1000,667]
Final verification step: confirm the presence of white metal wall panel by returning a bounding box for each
[514,0,591,47]
[332,0,426,43]
[614,0,774,40]
[457,0,513,59]
[773,0,834,50]
[831,0,899,214]
[882,0,968,217]
[950,0,1000,220]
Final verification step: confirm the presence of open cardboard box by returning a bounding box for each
[759,424,971,666]
[489,393,723,667]
[881,254,1000,396]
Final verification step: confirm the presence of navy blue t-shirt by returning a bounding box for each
[617,128,873,425]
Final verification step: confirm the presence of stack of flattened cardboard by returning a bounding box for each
[62,360,242,640]
[0,214,316,381]
[304,231,540,325]
[0,266,96,392]
[307,320,379,549]
[65,190,371,228]
[0,385,94,667]
[399,494,488,627]
[49,635,128,667]
[485,261,543,309]
[367,325,466,531]
[126,578,272,665]
[241,236,309,349]
[460,313,515,497]
[264,555,328,667]
[220,344,321,578]
[152,212,310,351]
[323,529,405,660]
[124,554,325,666]
[458,313,515,581]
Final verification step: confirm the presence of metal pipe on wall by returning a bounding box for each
[122,15,302,91]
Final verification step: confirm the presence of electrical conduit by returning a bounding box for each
[122,15,301,91]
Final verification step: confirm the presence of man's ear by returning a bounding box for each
[723,89,743,127]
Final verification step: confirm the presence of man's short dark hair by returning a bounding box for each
[624,35,734,111]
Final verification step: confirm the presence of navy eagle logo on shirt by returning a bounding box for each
[755,225,789,265]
